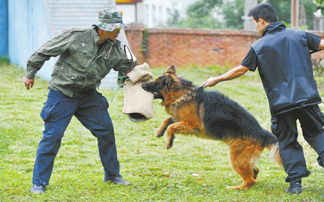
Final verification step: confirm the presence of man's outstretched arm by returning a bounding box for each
[23,30,72,90]
[203,65,249,88]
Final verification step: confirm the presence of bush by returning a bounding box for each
[0,57,9,65]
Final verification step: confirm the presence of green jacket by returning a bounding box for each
[25,27,133,97]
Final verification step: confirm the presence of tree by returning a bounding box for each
[268,0,317,29]
[313,0,324,15]
[221,0,244,29]
[179,0,222,29]
[186,0,221,19]
[167,0,318,30]
[168,0,245,29]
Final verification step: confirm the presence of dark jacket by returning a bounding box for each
[251,22,322,115]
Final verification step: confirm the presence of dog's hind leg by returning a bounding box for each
[156,117,173,137]
[250,145,264,180]
[165,121,199,149]
[227,139,264,189]
[253,166,260,180]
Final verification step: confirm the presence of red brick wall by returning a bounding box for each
[125,28,324,68]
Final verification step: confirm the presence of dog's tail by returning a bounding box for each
[262,130,278,146]
[266,143,283,167]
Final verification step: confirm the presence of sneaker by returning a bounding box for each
[285,182,302,194]
[30,184,46,194]
[106,177,130,185]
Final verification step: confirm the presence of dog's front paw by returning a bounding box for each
[166,141,173,149]
[165,137,174,149]
[155,128,165,137]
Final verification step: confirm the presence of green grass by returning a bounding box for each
[0,63,323,201]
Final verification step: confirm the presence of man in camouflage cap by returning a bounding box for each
[23,8,134,194]
[97,8,128,32]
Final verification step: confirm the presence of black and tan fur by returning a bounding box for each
[142,66,282,189]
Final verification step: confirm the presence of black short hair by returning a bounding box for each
[248,3,277,23]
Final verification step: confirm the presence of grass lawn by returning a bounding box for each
[0,61,323,201]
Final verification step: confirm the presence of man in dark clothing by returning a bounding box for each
[203,3,324,194]
[23,8,134,194]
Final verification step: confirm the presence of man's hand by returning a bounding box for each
[320,39,324,50]
[22,77,35,90]
[203,76,222,88]
[203,65,249,88]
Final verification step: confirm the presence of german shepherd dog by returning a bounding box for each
[142,66,282,189]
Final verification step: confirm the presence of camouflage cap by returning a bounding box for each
[96,8,128,32]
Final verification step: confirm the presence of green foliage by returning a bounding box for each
[313,58,324,78]
[221,0,244,29]
[0,57,9,65]
[167,0,223,29]
[168,0,319,30]
[187,0,220,18]
[313,0,324,9]
[270,0,318,29]
[0,63,323,200]
[140,29,149,57]
[166,0,248,29]
[313,0,324,15]
[304,0,318,28]
[166,0,245,29]
[166,8,180,26]
[175,16,223,29]
[313,0,324,4]
[268,0,290,23]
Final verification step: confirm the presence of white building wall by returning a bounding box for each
[118,4,136,25]
[46,0,121,89]
[117,0,199,28]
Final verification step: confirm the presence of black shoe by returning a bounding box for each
[304,170,311,177]
[285,182,302,194]
[106,177,130,185]
[30,184,46,194]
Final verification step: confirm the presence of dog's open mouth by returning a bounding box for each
[141,83,164,100]
[153,92,163,100]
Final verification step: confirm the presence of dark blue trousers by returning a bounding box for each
[32,89,120,186]
[271,105,324,183]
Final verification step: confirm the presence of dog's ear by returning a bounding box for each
[166,65,176,74]
[165,76,172,91]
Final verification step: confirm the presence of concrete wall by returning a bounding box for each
[8,0,53,80]
[117,4,136,24]
[7,0,120,86]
